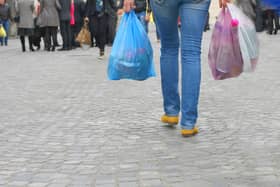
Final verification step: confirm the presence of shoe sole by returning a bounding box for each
[181,128,199,137]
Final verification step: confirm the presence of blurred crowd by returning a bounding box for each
[0,0,151,59]
[0,0,279,57]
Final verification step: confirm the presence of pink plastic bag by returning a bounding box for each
[208,8,243,80]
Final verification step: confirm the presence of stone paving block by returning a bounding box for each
[140,179,164,187]
[119,182,139,187]
[27,182,49,187]
[1,27,280,187]
[7,181,29,187]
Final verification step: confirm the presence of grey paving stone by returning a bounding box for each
[1,22,280,187]
[119,182,139,187]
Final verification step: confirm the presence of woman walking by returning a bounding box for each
[15,0,35,52]
[122,0,230,137]
[39,0,61,51]
[0,0,11,46]
[85,0,117,59]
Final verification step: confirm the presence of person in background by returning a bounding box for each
[0,0,11,46]
[85,0,117,59]
[39,0,61,51]
[71,0,85,48]
[122,0,230,137]
[32,0,42,50]
[118,0,151,33]
[15,0,35,52]
[266,8,279,34]
[58,0,72,51]
[106,0,117,46]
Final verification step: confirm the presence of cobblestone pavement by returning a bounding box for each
[0,25,280,187]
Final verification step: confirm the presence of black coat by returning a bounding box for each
[59,0,71,21]
[85,0,117,17]
[118,0,151,13]
[74,0,85,24]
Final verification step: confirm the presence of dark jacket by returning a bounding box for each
[118,0,151,13]
[0,3,11,21]
[85,0,117,17]
[59,0,71,21]
[74,0,85,24]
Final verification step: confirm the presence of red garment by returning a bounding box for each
[70,2,75,26]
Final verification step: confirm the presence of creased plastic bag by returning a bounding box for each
[76,20,91,49]
[0,24,6,38]
[228,4,259,72]
[107,11,156,81]
[208,8,243,80]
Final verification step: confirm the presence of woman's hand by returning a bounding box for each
[123,0,135,13]
[219,0,231,8]
[145,13,151,22]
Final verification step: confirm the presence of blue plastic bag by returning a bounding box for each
[107,11,156,81]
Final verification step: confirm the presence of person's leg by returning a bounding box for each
[97,14,108,57]
[53,26,60,46]
[179,0,210,130]
[267,10,273,34]
[107,15,117,45]
[45,27,51,51]
[60,21,67,49]
[65,20,72,49]
[3,20,10,45]
[50,27,57,51]
[150,0,180,117]
[89,16,96,47]
[20,36,26,52]
[71,25,76,47]
[28,36,35,51]
[273,10,279,34]
[136,11,148,33]
[41,27,47,50]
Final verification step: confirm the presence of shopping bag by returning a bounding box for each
[208,8,243,80]
[0,24,6,38]
[228,4,259,72]
[76,20,91,49]
[107,11,156,81]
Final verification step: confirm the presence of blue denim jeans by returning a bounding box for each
[150,0,210,130]
[136,11,148,33]
[0,20,9,45]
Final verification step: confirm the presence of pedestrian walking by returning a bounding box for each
[58,0,72,51]
[266,8,279,34]
[15,0,35,52]
[38,0,61,51]
[122,0,230,137]
[85,0,117,59]
[0,0,11,46]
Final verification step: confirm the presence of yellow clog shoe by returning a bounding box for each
[161,115,179,125]
[181,127,199,137]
